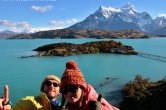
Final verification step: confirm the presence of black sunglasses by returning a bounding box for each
[45,81,59,87]
[61,85,79,94]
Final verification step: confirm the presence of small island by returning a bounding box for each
[33,40,137,57]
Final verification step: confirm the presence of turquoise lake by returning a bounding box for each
[0,38,166,105]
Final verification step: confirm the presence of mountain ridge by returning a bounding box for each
[8,29,153,39]
[69,4,166,35]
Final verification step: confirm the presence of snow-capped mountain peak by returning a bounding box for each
[98,6,122,18]
[120,3,138,16]
[154,17,166,27]
[99,6,121,12]
[99,6,107,11]
[69,4,166,35]
[121,3,135,10]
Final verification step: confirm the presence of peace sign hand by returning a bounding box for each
[0,85,11,110]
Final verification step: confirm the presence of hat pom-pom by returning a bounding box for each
[66,60,77,69]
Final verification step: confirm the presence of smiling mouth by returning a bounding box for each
[48,90,53,92]
[48,88,54,91]
[47,90,55,93]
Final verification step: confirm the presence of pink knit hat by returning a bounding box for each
[60,60,87,89]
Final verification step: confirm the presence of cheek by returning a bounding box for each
[76,89,82,99]
[56,88,60,93]
[55,87,59,91]
[43,86,47,92]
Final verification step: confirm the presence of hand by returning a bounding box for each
[88,94,102,110]
[0,85,11,110]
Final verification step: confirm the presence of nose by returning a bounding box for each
[50,83,54,87]
[65,91,72,95]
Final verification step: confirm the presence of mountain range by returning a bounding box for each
[69,3,166,35]
[8,29,152,39]
[0,30,20,39]
[1,3,166,39]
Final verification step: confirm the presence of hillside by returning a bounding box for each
[120,75,166,110]
[9,29,152,39]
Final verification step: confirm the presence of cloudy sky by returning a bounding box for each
[0,0,166,33]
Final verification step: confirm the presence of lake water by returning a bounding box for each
[0,38,166,105]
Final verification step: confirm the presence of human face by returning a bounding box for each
[43,79,60,100]
[62,85,82,103]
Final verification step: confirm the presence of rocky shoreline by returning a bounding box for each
[33,40,137,57]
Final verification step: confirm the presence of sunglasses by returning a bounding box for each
[45,81,59,87]
[61,85,79,94]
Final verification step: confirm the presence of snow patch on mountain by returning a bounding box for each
[69,3,166,34]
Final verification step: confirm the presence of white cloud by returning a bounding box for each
[17,22,32,28]
[31,5,53,13]
[48,18,79,26]
[0,19,64,33]
[0,20,16,27]
[158,13,166,17]
[0,20,32,28]
[21,27,64,33]
[0,26,64,34]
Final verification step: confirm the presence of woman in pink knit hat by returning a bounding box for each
[60,60,119,110]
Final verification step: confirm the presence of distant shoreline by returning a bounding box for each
[7,29,157,39]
